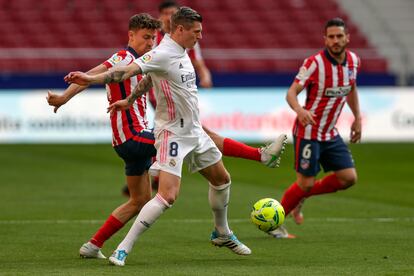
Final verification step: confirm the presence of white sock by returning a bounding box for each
[209,182,231,236]
[117,194,171,253]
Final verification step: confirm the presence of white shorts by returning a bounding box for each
[149,129,222,177]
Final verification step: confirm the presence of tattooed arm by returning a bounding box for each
[127,75,153,104]
[107,75,153,114]
[64,63,143,86]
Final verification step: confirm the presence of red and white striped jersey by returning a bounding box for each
[293,49,361,141]
[103,47,149,146]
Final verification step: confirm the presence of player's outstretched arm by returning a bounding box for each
[107,75,153,114]
[286,82,316,126]
[347,85,362,143]
[47,64,108,113]
[65,63,142,86]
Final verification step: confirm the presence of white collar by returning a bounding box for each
[163,34,186,53]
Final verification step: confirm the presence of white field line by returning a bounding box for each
[0,217,413,225]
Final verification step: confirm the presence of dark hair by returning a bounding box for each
[129,13,161,31]
[158,0,179,12]
[325,17,347,32]
[171,7,202,32]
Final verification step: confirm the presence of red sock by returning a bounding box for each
[222,138,261,161]
[306,173,344,197]
[90,215,124,248]
[281,183,307,216]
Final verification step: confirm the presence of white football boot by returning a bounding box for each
[79,242,106,259]
[109,249,128,266]
[267,225,296,239]
[260,134,288,168]
[210,230,252,255]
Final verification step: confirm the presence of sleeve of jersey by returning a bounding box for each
[357,56,362,73]
[103,50,132,69]
[294,58,317,87]
[134,50,168,74]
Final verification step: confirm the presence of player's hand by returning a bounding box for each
[350,117,362,143]
[64,71,92,86]
[46,90,67,113]
[296,108,316,126]
[107,99,130,115]
[199,76,212,88]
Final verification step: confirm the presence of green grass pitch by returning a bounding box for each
[0,143,413,275]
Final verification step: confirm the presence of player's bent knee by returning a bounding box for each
[222,172,231,185]
[339,174,357,189]
[211,173,231,187]
[344,176,357,188]
[157,192,177,205]
[297,181,314,192]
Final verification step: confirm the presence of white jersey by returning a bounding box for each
[134,34,201,137]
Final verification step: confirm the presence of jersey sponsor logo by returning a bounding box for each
[324,85,352,97]
[181,72,196,83]
[181,72,197,88]
[140,54,152,63]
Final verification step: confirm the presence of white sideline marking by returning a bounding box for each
[0,217,413,225]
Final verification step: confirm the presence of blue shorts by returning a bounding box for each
[294,135,354,177]
[114,131,156,176]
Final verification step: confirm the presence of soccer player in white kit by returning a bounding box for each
[65,7,251,266]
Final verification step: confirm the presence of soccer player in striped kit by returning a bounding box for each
[47,13,161,258]
[269,18,362,238]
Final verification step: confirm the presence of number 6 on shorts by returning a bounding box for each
[302,144,312,159]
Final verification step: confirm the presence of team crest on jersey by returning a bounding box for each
[111,55,123,64]
[169,159,176,167]
[300,159,310,170]
[141,54,152,63]
[348,69,355,81]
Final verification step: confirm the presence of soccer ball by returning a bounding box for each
[251,198,285,232]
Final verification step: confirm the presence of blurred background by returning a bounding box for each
[2,0,411,87]
[0,0,414,142]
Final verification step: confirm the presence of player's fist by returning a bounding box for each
[46,90,66,113]
[350,118,362,143]
[64,71,91,86]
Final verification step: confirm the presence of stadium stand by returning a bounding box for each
[0,0,399,86]
[339,0,414,85]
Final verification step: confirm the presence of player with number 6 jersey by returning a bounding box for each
[269,18,362,239]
